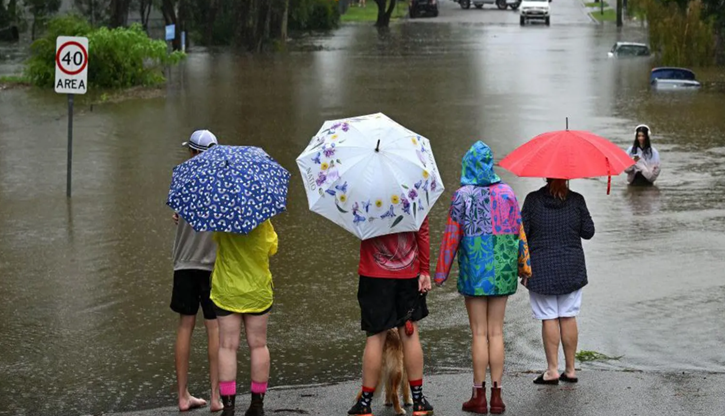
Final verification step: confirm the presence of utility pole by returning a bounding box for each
[616,0,623,27]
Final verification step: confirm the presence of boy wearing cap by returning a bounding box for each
[170,129,222,412]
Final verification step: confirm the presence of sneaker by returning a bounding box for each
[412,396,434,416]
[347,400,373,416]
[244,394,264,416]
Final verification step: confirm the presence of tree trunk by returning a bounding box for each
[375,0,395,27]
[161,0,180,50]
[205,0,219,46]
[140,0,152,33]
[281,0,289,41]
[616,0,623,27]
[109,0,130,27]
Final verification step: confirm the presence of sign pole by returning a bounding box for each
[66,94,74,198]
[55,35,88,198]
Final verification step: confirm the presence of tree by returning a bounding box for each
[109,0,131,27]
[25,0,61,39]
[73,0,110,26]
[374,0,397,27]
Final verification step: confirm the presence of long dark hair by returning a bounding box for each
[546,178,569,200]
[632,126,652,158]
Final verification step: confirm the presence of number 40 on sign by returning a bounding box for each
[55,36,88,94]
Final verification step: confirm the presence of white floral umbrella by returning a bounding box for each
[296,113,445,240]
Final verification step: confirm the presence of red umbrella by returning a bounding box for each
[499,123,634,194]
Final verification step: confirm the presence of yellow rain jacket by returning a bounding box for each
[210,221,278,314]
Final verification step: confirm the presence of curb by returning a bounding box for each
[579,0,602,24]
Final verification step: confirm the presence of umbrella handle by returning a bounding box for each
[606,158,611,195]
[375,140,380,152]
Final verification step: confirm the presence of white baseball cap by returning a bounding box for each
[182,130,218,152]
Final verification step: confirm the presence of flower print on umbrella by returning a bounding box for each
[320,162,329,171]
[401,195,411,215]
[380,205,396,219]
[323,143,336,158]
[326,168,341,183]
[335,181,348,193]
[362,200,372,213]
[311,152,322,165]
[391,195,401,205]
[408,188,418,201]
[316,172,327,187]
[352,202,366,224]
[375,199,384,209]
[431,177,438,192]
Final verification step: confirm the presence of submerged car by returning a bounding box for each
[457,0,522,10]
[520,0,551,26]
[650,67,701,90]
[608,42,651,58]
[409,0,439,18]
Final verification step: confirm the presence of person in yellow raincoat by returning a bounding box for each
[212,220,278,416]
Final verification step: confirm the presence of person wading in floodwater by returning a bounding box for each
[625,124,661,186]
[169,130,223,412]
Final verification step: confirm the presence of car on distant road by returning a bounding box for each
[409,0,439,18]
[520,0,551,25]
[457,0,522,11]
[608,42,651,58]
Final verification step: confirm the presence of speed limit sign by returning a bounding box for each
[55,36,88,94]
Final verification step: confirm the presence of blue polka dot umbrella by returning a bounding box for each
[167,145,291,234]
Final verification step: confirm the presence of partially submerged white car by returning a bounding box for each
[520,0,551,26]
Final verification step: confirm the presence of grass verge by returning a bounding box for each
[576,350,623,362]
[591,8,616,22]
[341,4,408,22]
[584,1,609,7]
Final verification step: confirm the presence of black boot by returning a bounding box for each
[221,394,236,416]
[245,393,264,416]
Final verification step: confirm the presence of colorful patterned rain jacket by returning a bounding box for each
[435,142,531,296]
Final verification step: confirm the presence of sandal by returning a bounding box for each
[533,373,559,385]
[559,373,578,383]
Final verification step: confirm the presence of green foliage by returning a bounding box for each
[25,15,185,89]
[290,0,340,31]
[632,0,716,67]
[576,350,623,362]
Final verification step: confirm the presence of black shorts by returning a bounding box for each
[213,304,273,317]
[170,269,216,320]
[357,275,429,336]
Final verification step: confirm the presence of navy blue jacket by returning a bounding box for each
[522,187,595,296]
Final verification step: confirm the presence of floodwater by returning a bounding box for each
[2,5,725,415]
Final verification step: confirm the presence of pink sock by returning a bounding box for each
[219,380,236,396]
[251,381,268,394]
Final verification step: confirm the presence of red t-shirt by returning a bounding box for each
[358,217,430,279]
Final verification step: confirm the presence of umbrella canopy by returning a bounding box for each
[498,129,634,193]
[167,145,291,234]
[296,113,445,240]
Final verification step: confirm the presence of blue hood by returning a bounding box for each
[461,141,501,186]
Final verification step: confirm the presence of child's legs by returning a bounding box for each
[464,296,489,386]
[362,331,387,389]
[218,312,242,382]
[243,312,270,384]
[487,296,508,385]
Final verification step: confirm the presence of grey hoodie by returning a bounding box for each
[172,216,216,271]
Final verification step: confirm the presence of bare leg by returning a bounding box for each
[464,297,489,385]
[541,319,561,380]
[218,314,242,383]
[487,296,508,386]
[398,323,424,381]
[243,313,271,384]
[559,317,578,378]
[176,315,207,411]
[362,332,386,388]
[205,319,222,412]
